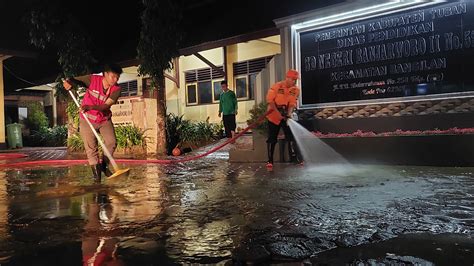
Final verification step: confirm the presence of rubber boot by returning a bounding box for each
[288,141,301,164]
[266,142,276,168]
[91,164,102,183]
[101,156,113,177]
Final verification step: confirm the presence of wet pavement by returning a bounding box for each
[0,145,473,265]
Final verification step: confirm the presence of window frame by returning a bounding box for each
[197,80,213,105]
[18,107,28,121]
[248,73,257,101]
[212,79,224,103]
[186,82,198,106]
[119,80,138,97]
[234,75,250,100]
[185,78,224,106]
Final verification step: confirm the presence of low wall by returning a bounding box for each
[230,132,474,167]
[322,135,474,166]
[229,132,293,163]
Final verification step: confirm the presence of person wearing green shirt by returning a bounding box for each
[218,80,238,139]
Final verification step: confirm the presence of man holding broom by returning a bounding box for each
[63,63,123,182]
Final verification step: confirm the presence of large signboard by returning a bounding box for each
[299,1,474,106]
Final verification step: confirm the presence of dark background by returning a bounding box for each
[0,0,344,92]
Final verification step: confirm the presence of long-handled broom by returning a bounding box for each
[67,88,130,179]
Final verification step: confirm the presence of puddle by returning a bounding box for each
[0,160,473,264]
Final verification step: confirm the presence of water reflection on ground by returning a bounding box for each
[0,159,473,265]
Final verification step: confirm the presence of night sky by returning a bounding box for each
[1,0,343,92]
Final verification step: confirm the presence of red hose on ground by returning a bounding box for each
[0,110,273,169]
[0,153,28,160]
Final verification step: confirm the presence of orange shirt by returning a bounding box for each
[266,81,300,125]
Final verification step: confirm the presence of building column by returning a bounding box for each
[0,59,6,148]
[52,88,57,126]
[226,44,237,89]
[279,26,293,74]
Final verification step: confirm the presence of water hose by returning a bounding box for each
[0,153,28,160]
[0,110,273,169]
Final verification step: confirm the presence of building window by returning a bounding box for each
[187,83,197,105]
[198,81,212,104]
[233,56,273,101]
[18,107,27,121]
[249,73,257,100]
[185,66,224,106]
[118,80,138,97]
[235,76,248,99]
[213,81,222,102]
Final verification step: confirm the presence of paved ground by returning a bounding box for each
[0,141,473,265]
[0,147,68,160]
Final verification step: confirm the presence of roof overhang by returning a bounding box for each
[0,49,36,59]
[178,27,280,56]
[118,27,281,68]
[0,55,12,61]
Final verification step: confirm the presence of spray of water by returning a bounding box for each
[287,119,351,168]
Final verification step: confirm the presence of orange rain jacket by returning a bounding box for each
[266,81,300,125]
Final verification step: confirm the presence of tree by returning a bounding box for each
[24,0,96,139]
[137,0,183,155]
[25,0,96,82]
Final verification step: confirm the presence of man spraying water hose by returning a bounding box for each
[62,64,123,182]
[265,69,302,168]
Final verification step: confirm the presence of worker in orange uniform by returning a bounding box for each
[265,69,302,168]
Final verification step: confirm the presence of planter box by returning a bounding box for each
[229,131,292,163]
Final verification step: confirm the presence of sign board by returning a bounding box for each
[299,1,474,106]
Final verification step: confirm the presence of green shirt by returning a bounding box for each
[219,90,238,115]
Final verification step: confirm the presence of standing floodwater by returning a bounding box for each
[0,151,473,264]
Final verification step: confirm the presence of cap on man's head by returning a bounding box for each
[286,69,299,79]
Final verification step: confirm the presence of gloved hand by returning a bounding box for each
[62,79,73,91]
[278,108,287,120]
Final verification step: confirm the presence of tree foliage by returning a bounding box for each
[25,0,96,77]
[24,0,96,102]
[137,0,183,154]
[24,1,96,140]
[137,0,182,84]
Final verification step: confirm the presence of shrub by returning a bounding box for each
[67,133,85,151]
[166,113,185,155]
[165,113,222,155]
[25,125,67,147]
[247,101,268,134]
[312,127,474,138]
[67,124,146,152]
[115,125,147,149]
[66,101,80,128]
[23,102,49,131]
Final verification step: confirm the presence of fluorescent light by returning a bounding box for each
[291,1,443,32]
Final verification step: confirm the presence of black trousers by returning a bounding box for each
[266,119,301,163]
[223,114,236,138]
[266,119,293,144]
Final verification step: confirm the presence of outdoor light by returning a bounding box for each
[291,1,443,32]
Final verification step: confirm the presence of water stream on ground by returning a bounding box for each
[288,119,351,166]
